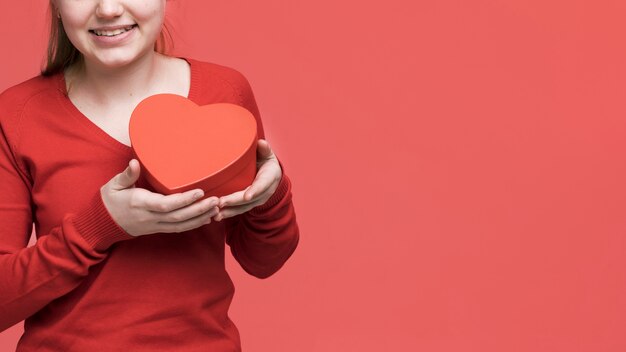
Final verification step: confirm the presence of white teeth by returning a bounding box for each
[93,26,134,37]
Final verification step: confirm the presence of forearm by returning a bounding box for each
[225,170,300,279]
[0,191,135,331]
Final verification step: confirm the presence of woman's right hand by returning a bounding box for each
[99,159,219,237]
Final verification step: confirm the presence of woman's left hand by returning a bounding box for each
[213,139,282,221]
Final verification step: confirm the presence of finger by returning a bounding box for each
[214,202,259,221]
[156,197,219,223]
[114,159,141,190]
[218,187,252,208]
[156,205,219,233]
[242,170,275,202]
[145,189,208,213]
[257,139,273,158]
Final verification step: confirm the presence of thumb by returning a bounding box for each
[257,139,273,158]
[115,159,140,190]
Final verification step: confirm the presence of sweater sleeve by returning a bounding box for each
[0,103,136,332]
[222,69,300,279]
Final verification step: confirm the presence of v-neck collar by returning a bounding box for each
[55,56,200,153]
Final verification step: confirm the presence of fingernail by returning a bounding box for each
[193,191,203,199]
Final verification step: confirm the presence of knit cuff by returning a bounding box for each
[248,159,291,215]
[71,190,136,252]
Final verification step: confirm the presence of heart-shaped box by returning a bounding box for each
[129,93,258,198]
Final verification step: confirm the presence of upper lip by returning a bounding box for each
[90,24,136,31]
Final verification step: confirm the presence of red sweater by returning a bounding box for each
[0,57,299,351]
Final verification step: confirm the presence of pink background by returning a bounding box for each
[2,0,626,351]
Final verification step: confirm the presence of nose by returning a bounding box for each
[95,0,124,18]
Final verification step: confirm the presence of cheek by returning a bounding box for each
[61,21,87,46]
[57,6,92,42]
[133,2,165,29]
[139,9,166,37]
[137,0,166,19]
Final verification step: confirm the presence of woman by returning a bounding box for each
[0,1,299,350]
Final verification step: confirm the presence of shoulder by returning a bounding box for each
[0,74,60,119]
[181,56,264,135]
[185,56,254,95]
[1,73,59,102]
[0,74,60,149]
[186,56,250,83]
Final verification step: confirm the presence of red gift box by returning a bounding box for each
[129,93,258,198]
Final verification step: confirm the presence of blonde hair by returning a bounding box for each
[40,2,175,78]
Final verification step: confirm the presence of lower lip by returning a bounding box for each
[90,25,137,46]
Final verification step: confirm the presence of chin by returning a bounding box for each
[92,51,143,67]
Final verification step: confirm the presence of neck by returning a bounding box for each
[66,51,165,105]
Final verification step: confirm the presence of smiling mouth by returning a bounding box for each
[89,24,138,37]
